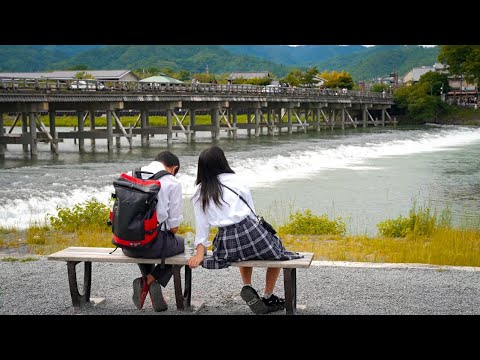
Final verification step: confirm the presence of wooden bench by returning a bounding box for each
[48,247,314,314]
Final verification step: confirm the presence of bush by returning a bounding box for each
[50,199,110,232]
[377,205,439,238]
[279,210,346,235]
[377,216,410,238]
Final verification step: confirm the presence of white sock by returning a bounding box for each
[243,284,252,288]
[263,293,272,299]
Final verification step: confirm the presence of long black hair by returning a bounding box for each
[195,146,235,212]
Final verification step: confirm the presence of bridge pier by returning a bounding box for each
[22,113,28,153]
[167,109,173,144]
[141,110,148,146]
[267,109,273,136]
[49,112,58,154]
[106,110,113,150]
[0,112,4,156]
[211,108,219,140]
[114,111,121,148]
[362,106,367,128]
[77,111,86,152]
[189,109,196,142]
[232,109,238,140]
[254,108,261,137]
[287,108,292,134]
[89,110,95,147]
[246,110,251,136]
[28,112,37,156]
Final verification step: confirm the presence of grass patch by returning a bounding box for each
[2,114,256,128]
[1,257,38,262]
[282,226,480,267]
[278,210,346,235]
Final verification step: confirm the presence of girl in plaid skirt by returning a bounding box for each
[188,146,303,314]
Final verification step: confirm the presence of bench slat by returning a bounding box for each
[48,247,313,268]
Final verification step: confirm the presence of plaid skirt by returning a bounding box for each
[202,216,303,269]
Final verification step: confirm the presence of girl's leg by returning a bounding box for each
[264,267,281,295]
[239,266,253,285]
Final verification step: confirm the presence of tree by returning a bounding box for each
[417,71,450,96]
[438,45,480,83]
[336,73,354,90]
[74,71,94,79]
[178,70,191,81]
[282,69,303,87]
[370,83,390,93]
[301,67,320,87]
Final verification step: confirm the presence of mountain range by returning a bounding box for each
[0,45,439,81]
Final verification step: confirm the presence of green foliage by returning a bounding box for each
[74,71,94,79]
[279,210,346,235]
[417,71,450,95]
[192,73,217,83]
[282,69,303,87]
[377,204,444,238]
[49,198,110,232]
[377,216,410,237]
[178,222,195,234]
[393,72,450,122]
[232,77,272,86]
[336,74,354,89]
[370,83,390,92]
[438,45,480,83]
[301,67,320,86]
[1,257,38,262]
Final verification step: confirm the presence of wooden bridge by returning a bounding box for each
[0,79,395,156]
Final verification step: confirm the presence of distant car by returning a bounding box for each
[262,84,281,93]
[69,80,105,90]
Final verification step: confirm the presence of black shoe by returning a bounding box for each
[261,294,286,313]
[149,281,168,312]
[240,285,269,314]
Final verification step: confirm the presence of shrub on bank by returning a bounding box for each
[49,199,110,232]
[278,210,346,235]
[377,205,449,238]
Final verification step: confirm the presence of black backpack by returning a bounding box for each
[109,168,172,249]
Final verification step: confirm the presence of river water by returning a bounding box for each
[1,124,479,235]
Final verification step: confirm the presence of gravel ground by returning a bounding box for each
[1,256,480,315]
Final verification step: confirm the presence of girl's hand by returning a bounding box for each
[188,253,204,269]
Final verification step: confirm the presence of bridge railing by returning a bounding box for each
[0,77,393,100]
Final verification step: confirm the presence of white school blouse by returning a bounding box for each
[128,161,183,230]
[191,173,257,248]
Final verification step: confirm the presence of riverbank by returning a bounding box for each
[435,107,480,125]
[2,220,479,267]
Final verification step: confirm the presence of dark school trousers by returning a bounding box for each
[123,231,184,287]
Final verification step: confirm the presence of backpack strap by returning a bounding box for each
[149,169,172,180]
[132,168,171,180]
[151,169,173,268]
[132,167,144,179]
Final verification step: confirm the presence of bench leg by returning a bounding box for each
[66,261,92,307]
[283,268,297,315]
[172,265,192,310]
